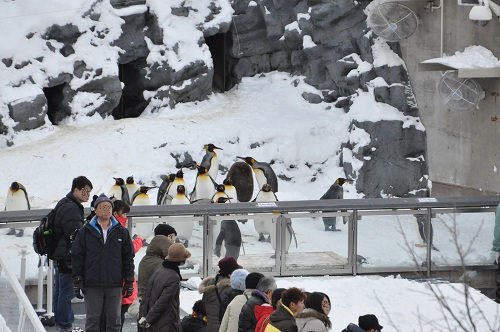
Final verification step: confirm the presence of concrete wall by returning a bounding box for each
[397,0,500,194]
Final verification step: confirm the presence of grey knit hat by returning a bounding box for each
[94,194,113,209]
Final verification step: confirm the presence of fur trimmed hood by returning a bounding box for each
[296,308,331,330]
[198,275,231,294]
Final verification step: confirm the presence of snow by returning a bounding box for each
[423,45,500,69]
[302,35,317,49]
[0,314,10,332]
[372,37,406,68]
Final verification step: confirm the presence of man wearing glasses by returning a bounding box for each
[72,194,135,332]
[52,176,93,332]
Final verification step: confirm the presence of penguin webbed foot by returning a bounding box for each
[258,233,266,242]
[16,229,24,237]
[6,228,16,235]
[266,235,271,243]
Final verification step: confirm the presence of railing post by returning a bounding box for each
[36,256,45,314]
[202,215,214,278]
[274,215,283,275]
[19,248,27,291]
[46,260,54,317]
[350,209,359,276]
[426,208,433,278]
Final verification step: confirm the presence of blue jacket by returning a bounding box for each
[71,216,134,287]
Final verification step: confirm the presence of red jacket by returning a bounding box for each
[117,215,143,305]
[254,304,274,332]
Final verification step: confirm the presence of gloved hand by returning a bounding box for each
[123,279,134,298]
[73,276,84,300]
[138,317,151,329]
[214,245,221,257]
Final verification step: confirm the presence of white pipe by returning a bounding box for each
[19,249,27,290]
[46,260,54,316]
[440,0,444,56]
[0,254,46,331]
[36,257,44,313]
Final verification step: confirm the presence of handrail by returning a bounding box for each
[0,196,499,222]
[0,254,46,332]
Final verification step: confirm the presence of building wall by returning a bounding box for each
[397,0,500,193]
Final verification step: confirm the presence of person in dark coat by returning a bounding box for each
[199,257,242,332]
[52,176,93,332]
[181,300,208,332]
[138,243,191,332]
[265,287,306,332]
[71,194,135,332]
[320,178,348,231]
[342,314,383,332]
[238,276,277,332]
[137,224,177,298]
[215,219,243,260]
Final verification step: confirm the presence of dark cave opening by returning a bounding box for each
[112,58,148,119]
[205,33,232,92]
[43,83,67,125]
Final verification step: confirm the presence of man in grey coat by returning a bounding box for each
[138,243,191,332]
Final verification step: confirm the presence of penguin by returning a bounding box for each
[214,197,242,260]
[211,184,231,203]
[200,143,223,181]
[223,178,238,202]
[320,177,348,231]
[5,181,30,237]
[109,177,131,205]
[131,186,155,206]
[126,176,139,200]
[226,161,254,202]
[237,156,278,193]
[157,173,175,205]
[252,184,279,241]
[190,166,217,202]
[165,170,187,205]
[169,184,193,246]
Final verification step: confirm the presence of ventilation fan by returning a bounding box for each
[438,71,484,111]
[367,2,419,42]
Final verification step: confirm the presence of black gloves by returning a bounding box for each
[138,317,151,329]
[73,276,84,300]
[123,279,134,298]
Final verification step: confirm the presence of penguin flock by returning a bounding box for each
[2,143,351,255]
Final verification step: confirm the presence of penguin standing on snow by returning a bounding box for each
[157,173,175,205]
[211,184,231,203]
[237,156,278,193]
[200,143,223,182]
[320,177,348,231]
[109,177,131,205]
[165,170,187,205]
[5,181,30,237]
[252,184,279,241]
[126,176,139,200]
[190,166,216,202]
[214,197,242,260]
[169,185,193,246]
[131,186,155,205]
[226,161,254,202]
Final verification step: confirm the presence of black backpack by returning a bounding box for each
[32,208,58,257]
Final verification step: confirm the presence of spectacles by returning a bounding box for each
[321,300,330,307]
[81,187,91,195]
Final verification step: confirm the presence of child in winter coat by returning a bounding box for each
[181,300,208,332]
[254,288,286,332]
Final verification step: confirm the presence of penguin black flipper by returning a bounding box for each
[259,163,278,193]
[120,185,131,205]
[227,162,253,202]
[157,176,170,205]
[19,184,31,210]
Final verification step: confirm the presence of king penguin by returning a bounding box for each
[226,161,254,202]
[211,184,231,203]
[252,184,279,241]
[157,173,175,205]
[165,170,187,205]
[200,143,223,182]
[5,181,30,237]
[237,156,278,193]
[319,177,347,231]
[169,184,193,246]
[126,176,139,201]
[109,177,131,205]
[131,186,155,206]
[223,178,238,202]
[190,166,217,202]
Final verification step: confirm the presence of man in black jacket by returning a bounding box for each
[266,287,306,332]
[52,175,93,332]
[238,276,277,332]
[71,194,135,332]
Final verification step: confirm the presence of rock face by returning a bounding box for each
[0,0,429,197]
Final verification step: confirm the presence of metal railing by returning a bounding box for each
[0,254,46,332]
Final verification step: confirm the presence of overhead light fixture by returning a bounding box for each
[469,0,500,26]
